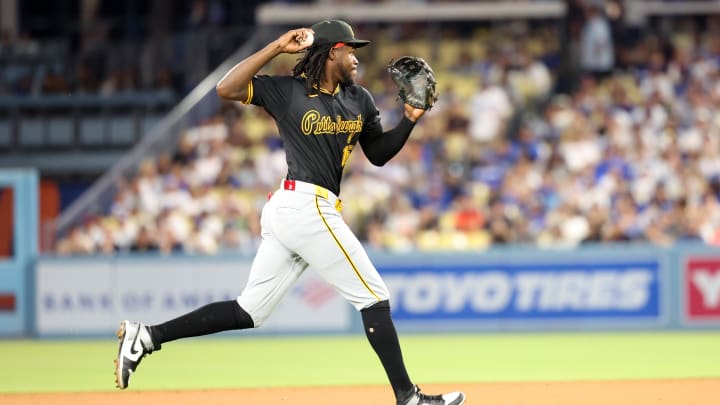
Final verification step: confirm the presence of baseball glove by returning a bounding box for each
[387,56,438,110]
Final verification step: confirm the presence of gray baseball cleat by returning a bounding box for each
[114,320,158,389]
[398,385,466,405]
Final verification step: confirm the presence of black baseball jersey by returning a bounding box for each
[246,75,382,196]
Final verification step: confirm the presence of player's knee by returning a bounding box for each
[248,315,265,328]
[362,299,390,312]
[244,308,267,328]
[371,284,390,303]
[235,298,265,328]
[377,288,390,302]
[234,304,256,329]
[354,287,390,312]
[241,310,266,328]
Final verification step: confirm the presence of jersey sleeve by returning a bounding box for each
[247,75,295,120]
[358,86,416,166]
[360,86,383,137]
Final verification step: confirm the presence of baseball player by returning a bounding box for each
[114,19,465,405]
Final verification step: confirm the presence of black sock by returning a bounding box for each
[148,300,254,347]
[361,300,414,400]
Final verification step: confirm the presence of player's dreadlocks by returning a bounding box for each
[292,42,335,95]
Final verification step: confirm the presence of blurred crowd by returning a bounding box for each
[55,9,720,255]
[0,0,252,97]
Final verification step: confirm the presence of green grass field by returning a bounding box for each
[1,331,719,393]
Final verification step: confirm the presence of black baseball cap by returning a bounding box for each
[310,20,370,48]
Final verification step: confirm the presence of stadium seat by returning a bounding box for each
[79,117,106,146]
[142,114,163,136]
[47,117,74,147]
[108,116,137,146]
[0,120,11,148]
[18,119,45,147]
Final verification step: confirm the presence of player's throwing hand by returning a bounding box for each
[276,28,315,54]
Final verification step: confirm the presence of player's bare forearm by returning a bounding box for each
[216,28,313,101]
[404,103,426,122]
[216,43,281,101]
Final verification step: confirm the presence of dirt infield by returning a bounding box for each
[3,379,719,405]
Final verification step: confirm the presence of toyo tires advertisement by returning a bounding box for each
[381,260,662,324]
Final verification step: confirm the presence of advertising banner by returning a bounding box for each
[382,260,662,325]
[0,169,38,337]
[684,257,720,323]
[29,246,720,337]
[35,258,350,336]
